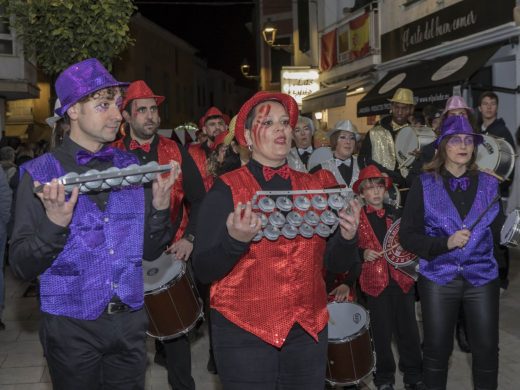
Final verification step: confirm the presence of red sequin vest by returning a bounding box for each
[113,136,188,242]
[214,166,332,347]
[358,208,414,297]
[188,143,214,191]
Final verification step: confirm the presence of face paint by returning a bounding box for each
[115,96,123,110]
[251,103,271,146]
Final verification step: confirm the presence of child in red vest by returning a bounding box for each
[353,165,425,390]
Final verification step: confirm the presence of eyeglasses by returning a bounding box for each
[447,135,474,147]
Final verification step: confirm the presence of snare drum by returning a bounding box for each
[395,126,436,168]
[477,135,515,179]
[326,302,375,386]
[143,253,203,340]
[500,209,520,247]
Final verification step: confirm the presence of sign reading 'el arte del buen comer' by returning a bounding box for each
[381,0,514,62]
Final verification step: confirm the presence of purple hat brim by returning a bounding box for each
[55,80,129,117]
[434,131,484,148]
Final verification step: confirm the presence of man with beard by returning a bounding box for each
[189,107,228,191]
[113,80,206,390]
[359,88,415,188]
[287,116,315,172]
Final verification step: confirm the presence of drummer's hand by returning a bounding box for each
[152,161,180,210]
[447,229,471,250]
[330,284,350,302]
[35,180,79,227]
[338,198,361,240]
[364,249,381,262]
[167,238,193,261]
[226,202,261,243]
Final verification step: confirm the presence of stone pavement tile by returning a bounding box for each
[39,367,49,384]
[0,367,44,385]
[1,342,42,356]
[1,354,45,369]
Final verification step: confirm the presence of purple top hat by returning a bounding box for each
[55,58,129,117]
[434,115,483,148]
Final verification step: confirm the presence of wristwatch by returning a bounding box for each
[184,233,195,243]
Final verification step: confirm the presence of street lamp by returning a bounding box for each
[240,58,259,80]
[262,19,293,50]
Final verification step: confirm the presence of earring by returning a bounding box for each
[247,144,252,152]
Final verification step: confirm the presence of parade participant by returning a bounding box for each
[193,91,361,389]
[287,115,314,172]
[478,91,514,293]
[400,115,504,390]
[189,106,228,190]
[114,80,206,390]
[310,119,363,188]
[352,165,424,390]
[359,88,415,187]
[9,58,178,390]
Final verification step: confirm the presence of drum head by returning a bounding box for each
[395,127,419,164]
[308,147,334,171]
[477,135,500,171]
[143,253,185,293]
[327,302,368,341]
[500,209,520,246]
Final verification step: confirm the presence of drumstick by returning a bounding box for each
[378,243,400,256]
[467,193,501,231]
[398,188,410,192]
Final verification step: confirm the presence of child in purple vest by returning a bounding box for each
[9,58,178,390]
[400,115,505,390]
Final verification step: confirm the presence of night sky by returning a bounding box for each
[136,0,257,88]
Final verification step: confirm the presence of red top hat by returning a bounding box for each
[234,92,299,146]
[121,80,165,110]
[199,106,225,129]
[352,165,393,194]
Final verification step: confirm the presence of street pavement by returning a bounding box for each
[1,249,519,389]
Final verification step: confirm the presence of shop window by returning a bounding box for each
[0,8,14,55]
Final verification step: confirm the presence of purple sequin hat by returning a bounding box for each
[434,115,483,148]
[54,58,129,117]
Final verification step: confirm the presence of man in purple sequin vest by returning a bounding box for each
[9,58,178,390]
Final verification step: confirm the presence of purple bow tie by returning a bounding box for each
[449,176,470,192]
[76,147,115,166]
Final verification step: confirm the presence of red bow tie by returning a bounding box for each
[263,165,291,181]
[366,205,385,218]
[129,139,151,153]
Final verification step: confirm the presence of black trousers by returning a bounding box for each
[39,309,148,390]
[365,288,422,386]
[418,276,499,390]
[163,335,195,390]
[211,309,328,390]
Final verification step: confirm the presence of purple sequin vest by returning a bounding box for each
[21,151,145,320]
[420,172,498,287]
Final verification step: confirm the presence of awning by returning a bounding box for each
[357,44,501,117]
[301,82,348,113]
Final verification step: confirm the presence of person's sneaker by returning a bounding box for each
[0,320,5,331]
[377,384,394,390]
[404,382,427,390]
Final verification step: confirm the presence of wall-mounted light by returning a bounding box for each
[240,58,259,80]
[314,111,323,121]
[262,19,293,50]
[347,87,365,96]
